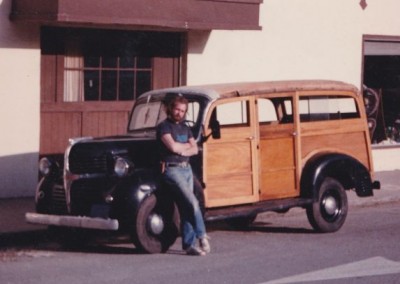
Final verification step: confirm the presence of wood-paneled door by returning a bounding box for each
[203,97,259,208]
[257,95,300,200]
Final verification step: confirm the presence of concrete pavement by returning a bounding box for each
[0,171,399,244]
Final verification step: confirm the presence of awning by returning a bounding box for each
[10,0,262,31]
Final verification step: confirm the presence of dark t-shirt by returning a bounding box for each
[156,118,193,163]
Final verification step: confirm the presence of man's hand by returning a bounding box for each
[161,134,198,157]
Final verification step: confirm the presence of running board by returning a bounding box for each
[204,198,313,222]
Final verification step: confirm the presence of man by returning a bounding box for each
[157,95,210,256]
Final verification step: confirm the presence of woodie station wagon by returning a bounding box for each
[26,80,380,253]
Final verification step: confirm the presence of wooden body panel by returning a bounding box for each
[301,120,371,168]
[259,132,298,199]
[258,117,299,198]
[201,84,373,209]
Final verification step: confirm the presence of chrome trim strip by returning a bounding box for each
[63,137,93,213]
[26,212,119,231]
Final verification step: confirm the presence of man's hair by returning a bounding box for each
[166,95,189,116]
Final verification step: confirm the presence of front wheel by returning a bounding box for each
[130,194,180,253]
[306,177,348,233]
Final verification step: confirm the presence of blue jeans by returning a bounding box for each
[163,165,206,250]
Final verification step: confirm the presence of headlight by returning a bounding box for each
[39,157,52,176]
[114,157,132,177]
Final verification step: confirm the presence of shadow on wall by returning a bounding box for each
[188,30,211,54]
[0,152,39,198]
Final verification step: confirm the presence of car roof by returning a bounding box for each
[140,80,359,101]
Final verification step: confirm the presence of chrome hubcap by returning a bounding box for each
[323,196,338,216]
[148,213,164,235]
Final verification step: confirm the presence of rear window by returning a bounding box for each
[299,96,359,122]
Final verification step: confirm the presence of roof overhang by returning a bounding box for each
[10,0,262,31]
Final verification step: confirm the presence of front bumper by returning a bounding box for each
[25,212,119,231]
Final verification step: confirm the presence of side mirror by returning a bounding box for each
[202,120,221,142]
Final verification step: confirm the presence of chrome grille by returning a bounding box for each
[51,184,68,214]
[69,152,108,174]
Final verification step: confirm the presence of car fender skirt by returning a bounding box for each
[25,212,119,231]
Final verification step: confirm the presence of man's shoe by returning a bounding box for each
[186,246,206,256]
[199,236,211,253]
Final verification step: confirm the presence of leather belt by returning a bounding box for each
[164,162,189,168]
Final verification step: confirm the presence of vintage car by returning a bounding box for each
[26,80,380,253]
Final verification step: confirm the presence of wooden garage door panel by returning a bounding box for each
[40,112,81,155]
[82,111,129,137]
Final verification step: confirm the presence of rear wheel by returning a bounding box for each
[306,177,348,233]
[131,194,180,253]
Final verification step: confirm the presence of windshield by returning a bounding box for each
[128,93,205,138]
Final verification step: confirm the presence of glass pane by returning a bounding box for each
[101,71,117,101]
[119,71,134,101]
[64,70,84,102]
[84,56,100,68]
[102,56,117,68]
[216,101,248,126]
[84,70,100,101]
[136,71,152,98]
[120,56,134,68]
[137,57,152,68]
[129,101,164,130]
[186,102,200,123]
[258,98,277,123]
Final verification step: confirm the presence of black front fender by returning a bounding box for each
[111,169,162,229]
[301,153,374,200]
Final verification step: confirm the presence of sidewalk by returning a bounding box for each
[0,171,399,237]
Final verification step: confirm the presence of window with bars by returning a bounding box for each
[47,27,182,103]
[64,54,152,102]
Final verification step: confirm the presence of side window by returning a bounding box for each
[258,99,278,123]
[213,100,249,127]
[186,101,200,124]
[299,96,360,122]
[258,97,293,124]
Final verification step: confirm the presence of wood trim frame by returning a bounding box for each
[11,0,262,31]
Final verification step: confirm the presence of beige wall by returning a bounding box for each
[187,0,400,86]
[187,0,400,171]
[0,0,41,197]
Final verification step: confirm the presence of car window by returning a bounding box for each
[299,96,360,122]
[129,101,165,130]
[258,97,293,124]
[129,98,201,131]
[258,98,278,123]
[213,100,249,127]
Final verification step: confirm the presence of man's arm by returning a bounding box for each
[161,134,198,157]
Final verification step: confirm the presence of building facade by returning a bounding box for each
[1,0,400,198]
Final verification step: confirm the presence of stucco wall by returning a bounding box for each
[186,0,400,171]
[0,0,41,197]
[187,0,400,86]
